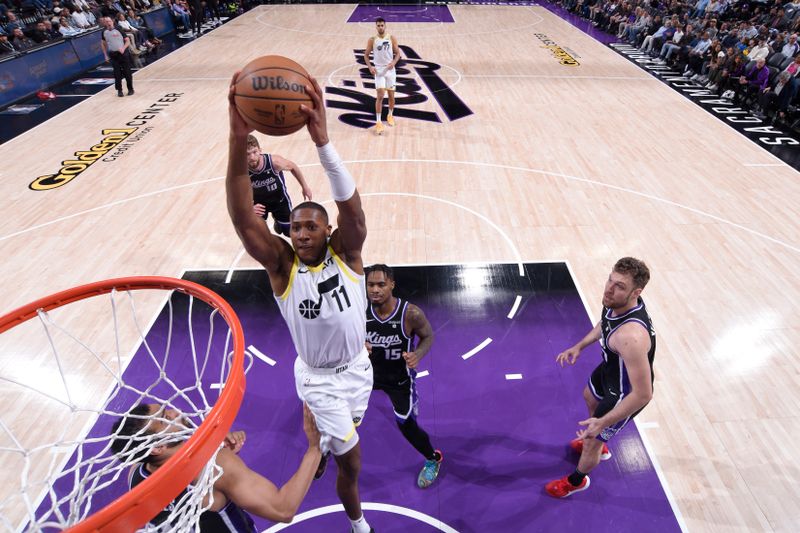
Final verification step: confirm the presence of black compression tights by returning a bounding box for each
[397,418,436,460]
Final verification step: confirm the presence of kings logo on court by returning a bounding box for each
[325,45,474,129]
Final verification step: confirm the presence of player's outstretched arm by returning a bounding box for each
[272,154,313,201]
[215,405,321,523]
[299,77,367,266]
[556,321,601,366]
[226,73,291,275]
[223,431,246,454]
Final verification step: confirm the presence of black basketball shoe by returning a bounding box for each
[314,451,330,480]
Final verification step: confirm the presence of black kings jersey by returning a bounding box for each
[367,299,414,383]
[598,297,656,397]
[248,154,290,206]
[129,463,256,532]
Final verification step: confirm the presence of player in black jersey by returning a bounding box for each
[365,264,443,488]
[546,257,656,498]
[110,403,322,530]
[246,134,312,237]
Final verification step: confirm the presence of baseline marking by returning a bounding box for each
[505,373,523,380]
[376,6,428,12]
[253,4,543,38]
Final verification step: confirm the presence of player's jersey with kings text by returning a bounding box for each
[598,297,656,396]
[129,463,256,532]
[249,154,290,205]
[275,245,367,368]
[367,299,414,384]
[372,33,394,68]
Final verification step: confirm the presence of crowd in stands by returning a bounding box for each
[4,0,799,130]
[559,0,800,128]
[0,0,244,58]
[0,0,166,58]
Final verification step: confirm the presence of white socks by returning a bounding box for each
[350,514,371,533]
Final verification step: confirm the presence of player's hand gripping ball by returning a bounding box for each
[233,55,313,136]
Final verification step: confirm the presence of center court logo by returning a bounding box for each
[325,45,473,129]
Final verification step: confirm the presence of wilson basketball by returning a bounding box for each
[233,56,313,136]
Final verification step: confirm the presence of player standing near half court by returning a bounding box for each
[546,257,656,498]
[365,265,443,488]
[247,134,313,237]
[364,17,400,135]
[226,75,375,533]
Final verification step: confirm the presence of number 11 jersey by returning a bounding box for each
[275,245,367,369]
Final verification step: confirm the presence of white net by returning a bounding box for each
[0,281,249,532]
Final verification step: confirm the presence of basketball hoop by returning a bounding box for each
[0,277,247,532]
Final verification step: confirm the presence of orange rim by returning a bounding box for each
[0,276,246,533]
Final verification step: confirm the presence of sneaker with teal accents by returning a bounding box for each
[417,449,443,488]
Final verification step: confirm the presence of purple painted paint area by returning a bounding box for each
[43,264,679,532]
[537,1,622,45]
[348,4,454,24]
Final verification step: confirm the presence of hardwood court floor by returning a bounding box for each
[0,4,799,531]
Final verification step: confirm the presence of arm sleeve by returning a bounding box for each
[317,143,355,202]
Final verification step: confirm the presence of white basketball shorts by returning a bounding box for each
[374,66,396,91]
[294,348,373,456]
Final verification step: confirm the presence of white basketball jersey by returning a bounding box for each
[275,246,367,368]
[372,33,394,68]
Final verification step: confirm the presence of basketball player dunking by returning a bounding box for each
[246,134,312,237]
[364,17,400,135]
[226,75,374,533]
[365,264,443,488]
[547,257,656,498]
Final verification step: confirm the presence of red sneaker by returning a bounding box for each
[545,475,591,498]
[570,438,611,461]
